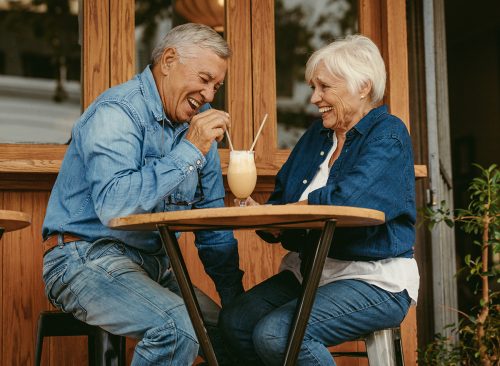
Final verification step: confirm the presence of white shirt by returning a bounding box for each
[279,132,420,303]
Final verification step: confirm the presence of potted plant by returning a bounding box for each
[419,164,499,365]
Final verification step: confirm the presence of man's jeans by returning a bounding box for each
[42,238,224,366]
[219,271,411,366]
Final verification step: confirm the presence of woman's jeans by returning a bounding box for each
[42,238,222,366]
[220,270,411,366]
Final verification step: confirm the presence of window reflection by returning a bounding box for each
[0,0,81,144]
[135,0,227,146]
[275,0,358,149]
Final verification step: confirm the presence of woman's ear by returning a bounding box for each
[360,80,372,100]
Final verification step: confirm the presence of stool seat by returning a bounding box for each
[35,310,126,366]
[331,328,404,366]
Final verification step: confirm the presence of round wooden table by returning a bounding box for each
[0,209,31,239]
[110,205,384,366]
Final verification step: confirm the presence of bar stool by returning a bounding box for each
[34,310,126,366]
[331,327,404,366]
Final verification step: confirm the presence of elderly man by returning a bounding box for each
[41,23,243,365]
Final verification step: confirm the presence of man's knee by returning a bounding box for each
[252,316,288,359]
[139,306,199,361]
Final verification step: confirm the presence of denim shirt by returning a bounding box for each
[42,66,243,303]
[269,105,416,261]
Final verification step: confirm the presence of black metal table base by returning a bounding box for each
[158,220,336,366]
[158,225,219,366]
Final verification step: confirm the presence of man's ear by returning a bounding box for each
[160,47,178,75]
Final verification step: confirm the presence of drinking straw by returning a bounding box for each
[225,130,234,151]
[249,113,269,152]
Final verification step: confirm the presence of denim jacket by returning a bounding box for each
[268,105,416,261]
[42,66,243,304]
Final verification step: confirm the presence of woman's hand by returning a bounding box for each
[234,196,260,206]
[235,197,283,242]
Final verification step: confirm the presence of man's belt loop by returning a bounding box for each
[58,232,64,247]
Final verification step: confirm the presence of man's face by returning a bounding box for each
[160,47,227,122]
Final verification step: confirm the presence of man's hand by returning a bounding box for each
[185,109,230,155]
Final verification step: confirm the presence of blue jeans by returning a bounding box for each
[42,238,226,366]
[219,270,411,366]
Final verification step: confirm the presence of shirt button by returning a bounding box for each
[302,179,308,184]
[320,151,325,156]
[196,159,201,165]
[189,166,194,171]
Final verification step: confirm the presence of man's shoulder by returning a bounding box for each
[96,76,142,105]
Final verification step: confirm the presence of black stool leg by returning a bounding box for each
[34,311,126,366]
[93,328,126,366]
[393,328,405,366]
[34,315,45,366]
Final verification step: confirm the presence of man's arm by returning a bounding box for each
[77,104,205,225]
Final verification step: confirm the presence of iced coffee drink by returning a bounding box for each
[227,150,257,206]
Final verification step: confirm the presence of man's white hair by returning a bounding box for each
[151,23,231,64]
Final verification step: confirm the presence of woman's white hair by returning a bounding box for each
[305,34,386,104]
[151,23,231,64]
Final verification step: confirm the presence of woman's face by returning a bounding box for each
[309,61,370,132]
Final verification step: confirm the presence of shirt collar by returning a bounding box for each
[319,104,388,136]
[352,104,387,135]
[138,65,189,130]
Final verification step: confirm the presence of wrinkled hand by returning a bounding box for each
[234,196,259,207]
[185,109,230,155]
[236,197,282,240]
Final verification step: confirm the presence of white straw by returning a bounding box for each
[225,130,234,151]
[249,113,269,152]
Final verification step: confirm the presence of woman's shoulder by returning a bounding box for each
[371,112,410,139]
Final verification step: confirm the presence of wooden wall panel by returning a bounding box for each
[82,0,110,109]
[381,0,411,129]
[110,0,135,86]
[0,191,90,365]
[226,0,253,151]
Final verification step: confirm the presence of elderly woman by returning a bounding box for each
[219,35,419,365]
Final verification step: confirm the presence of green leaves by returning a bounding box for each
[418,164,500,365]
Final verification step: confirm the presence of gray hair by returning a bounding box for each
[151,23,231,64]
[305,35,386,104]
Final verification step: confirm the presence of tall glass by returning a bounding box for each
[227,151,257,206]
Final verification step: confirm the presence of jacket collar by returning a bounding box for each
[320,104,388,137]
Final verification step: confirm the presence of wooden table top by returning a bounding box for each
[0,210,31,233]
[109,205,385,232]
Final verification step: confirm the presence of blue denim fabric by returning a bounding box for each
[268,105,416,260]
[220,271,411,366]
[42,65,243,305]
[43,239,198,365]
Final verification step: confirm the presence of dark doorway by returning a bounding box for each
[445,0,500,315]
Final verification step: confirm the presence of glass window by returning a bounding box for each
[275,0,358,149]
[0,0,81,144]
